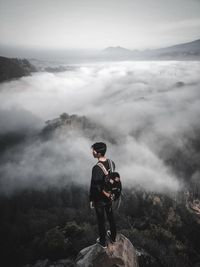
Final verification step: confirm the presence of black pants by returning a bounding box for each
[94,201,116,243]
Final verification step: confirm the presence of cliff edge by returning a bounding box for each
[76,234,139,267]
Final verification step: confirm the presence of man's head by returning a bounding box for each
[91,142,107,158]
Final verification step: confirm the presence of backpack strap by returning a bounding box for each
[96,162,109,175]
[97,159,115,174]
[108,159,115,173]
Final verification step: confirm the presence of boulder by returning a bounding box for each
[76,234,138,267]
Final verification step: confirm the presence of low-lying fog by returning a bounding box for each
[1,61,200,195]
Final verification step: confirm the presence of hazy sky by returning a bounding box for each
[0,0,200,50]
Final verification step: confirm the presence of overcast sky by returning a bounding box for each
[0,0,200,50]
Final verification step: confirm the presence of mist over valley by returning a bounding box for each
[1,60,200,196]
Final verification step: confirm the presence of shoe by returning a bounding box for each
[96,237,107,248]
[107,230,116,243]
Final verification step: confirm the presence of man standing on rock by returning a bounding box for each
[89,142,117,248]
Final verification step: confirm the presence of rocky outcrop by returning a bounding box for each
[76,234,138,267]
[0,56,36,82]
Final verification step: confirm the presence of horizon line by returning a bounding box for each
[0,37,200,53]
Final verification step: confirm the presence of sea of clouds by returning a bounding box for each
[0,61,200,195]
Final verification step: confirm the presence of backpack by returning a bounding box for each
[97,159,122,201]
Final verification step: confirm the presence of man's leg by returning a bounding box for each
[95,203,106,244]
[105,203,116,241]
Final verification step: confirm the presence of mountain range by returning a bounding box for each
[0,38,199,82]
[101,39,200,60]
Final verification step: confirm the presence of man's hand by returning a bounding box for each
[102,190,111,199]
[90,201,94,209]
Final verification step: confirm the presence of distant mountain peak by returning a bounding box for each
[101,38,200,59]
[102,46,132,54]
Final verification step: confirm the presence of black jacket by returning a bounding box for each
[89,159,115,203]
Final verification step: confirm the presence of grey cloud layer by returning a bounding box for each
[1,61,200,194]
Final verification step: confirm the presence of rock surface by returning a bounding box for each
[76,234,138,267]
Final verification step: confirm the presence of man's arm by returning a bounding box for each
[89,165,104,203]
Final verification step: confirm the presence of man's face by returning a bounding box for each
[92,148,98,158]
